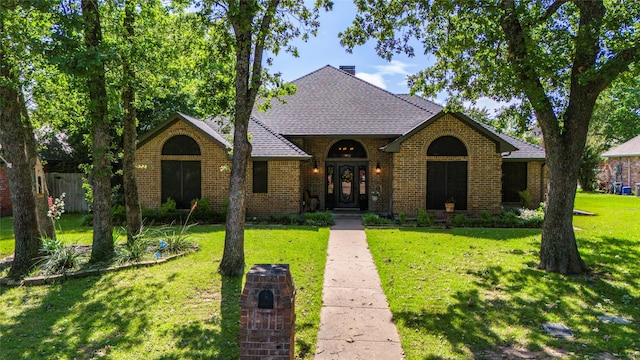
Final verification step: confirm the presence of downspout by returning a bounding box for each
[540,162,546,204]
[388,154,394,216]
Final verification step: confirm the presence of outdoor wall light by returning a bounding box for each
[375,162,382,174]
[313,160,319,174]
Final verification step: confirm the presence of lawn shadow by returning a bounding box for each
[396,226,542,242]
[0,273,156,359]
[156,274,242,359]
[393,262,639,357]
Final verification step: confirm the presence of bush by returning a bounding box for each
[303,211,334,226]
[416,209,434,227]
[397,211,407,225]
[519,189,532,209]
[362,213,394,225]
[115,229,154,264]
[38,239,79,275]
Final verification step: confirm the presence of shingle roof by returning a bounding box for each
[138,112,231,149]
[248,117,311,159]
[602,134,640,157]
[254,65,435,136]
[138,112,310,160]
[394,94,545,160]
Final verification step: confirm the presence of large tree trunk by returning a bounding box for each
[0,53,41,278]
[122,0,142,242]
[539,138,588,274]
[219,44,252,276]
[83,0,114,262]
[19,93,56,239]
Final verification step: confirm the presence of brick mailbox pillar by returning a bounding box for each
[240,264,296,360]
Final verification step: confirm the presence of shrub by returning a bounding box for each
[416,209,433,227]
[160,198,177,216]
[38,239,79,275]
[453,214,468,225]
[362,213,394,225]
[519,189,532,208]
[115,229,154,264]
[153,225,196,254]
[397,211,407,225]
[303,211,334,226]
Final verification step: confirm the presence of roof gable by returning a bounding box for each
[253,65,438,136]
[138,112,310,160]
[138,112,231,150]
[602,134,640,157]
[381,111,517,154]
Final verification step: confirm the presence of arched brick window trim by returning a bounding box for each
[427,136,467,156]
[162,134,201,155]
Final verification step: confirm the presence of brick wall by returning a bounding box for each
[246,160,301,217]
[598,156,640,192]
[136,120,301,217]
[392,114,504,217]
[290,137,393,212]
[527,161,546,206]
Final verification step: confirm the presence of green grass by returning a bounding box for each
[0,223,328,359]
[366,192,640,359]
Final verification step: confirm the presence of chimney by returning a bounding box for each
[339,65,356,75]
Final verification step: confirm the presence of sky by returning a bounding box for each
[268,1,435,96]
[267,0,506,113]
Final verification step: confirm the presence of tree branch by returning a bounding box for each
[525,0,570,26]
[249,0,280,103]
[499,0,559,137]
[592,45,640,94]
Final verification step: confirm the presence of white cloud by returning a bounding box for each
[354,60,416,90]
[373,60,413,76]
[356,72,387,89]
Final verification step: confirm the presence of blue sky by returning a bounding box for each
[268,0,507,113]
[269,1,433,96]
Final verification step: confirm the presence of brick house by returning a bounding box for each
[136,65,546,217]
[599,134,640,194]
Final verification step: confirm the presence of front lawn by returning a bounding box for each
[0,223,329,359]
[367,192,639,359]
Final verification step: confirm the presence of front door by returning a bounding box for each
[337,164,356,207]
[326,163,367,209]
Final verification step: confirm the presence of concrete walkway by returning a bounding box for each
[315,217,404,359]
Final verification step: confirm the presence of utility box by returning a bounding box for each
[636,183,640,196]
[239,264,295,360]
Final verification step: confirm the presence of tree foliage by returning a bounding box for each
[341,0,640,274]
[195,0,332,276]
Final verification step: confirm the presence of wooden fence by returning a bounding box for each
[45,173,89,213]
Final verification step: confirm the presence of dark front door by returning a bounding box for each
[337,164,357,207]
[427,161,467,210]
[162,160,201,209]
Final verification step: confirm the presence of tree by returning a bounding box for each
[197,0,331,276]
[591,70,640,146]
[120,0,142,241]
[1,2,61,277]
[341,0,640,274]
[82,0,114,262]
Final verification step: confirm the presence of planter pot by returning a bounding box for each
[445,203,455,212]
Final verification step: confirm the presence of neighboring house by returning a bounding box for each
[136,65,546,217]
[599,134,640,193]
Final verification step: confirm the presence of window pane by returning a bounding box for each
[253,161,268,193]
[162,135,201,155]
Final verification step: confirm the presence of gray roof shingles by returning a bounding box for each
[254,65,435,136]
[602,134,640,157]
[142,66,545,161]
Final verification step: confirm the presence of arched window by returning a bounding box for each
[328,139,367,158]
[161,135,201,209]
[426,136,468,210]
[427,136,467,156]
[162,135,201,155]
